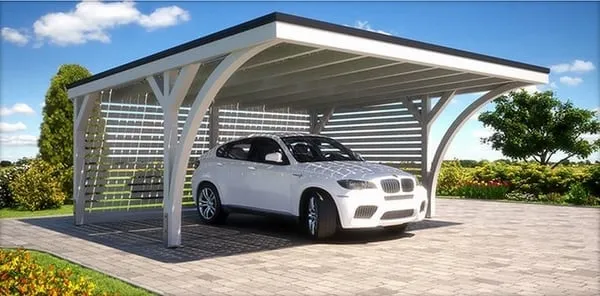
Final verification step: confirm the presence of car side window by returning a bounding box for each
[217,139,252,160]
[248,137,289,165]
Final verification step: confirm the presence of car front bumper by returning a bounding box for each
[334,185,428,229]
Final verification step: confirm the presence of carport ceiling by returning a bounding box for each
[67,12,549,109]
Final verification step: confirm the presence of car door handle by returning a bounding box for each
[248,166,256,170]
[292,173,302,177]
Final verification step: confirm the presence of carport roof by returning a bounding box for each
[67,12,550,106]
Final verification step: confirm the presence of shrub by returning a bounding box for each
[565,183,598,206]
[0,162,30,208]
[506,191,538,202]
[538,192,566,204]
[9,159,66,211]
[455,180,510,199]
[0,248,96,295]
[437,160,472,195]
[583,164,600,197]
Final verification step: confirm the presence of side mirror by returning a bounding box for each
[265,152,283,163]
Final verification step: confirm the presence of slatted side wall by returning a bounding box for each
[82,92,311,213]
[321,102,423,175]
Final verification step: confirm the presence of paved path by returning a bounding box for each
[1,199,598,296]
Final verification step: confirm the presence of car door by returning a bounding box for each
[242,137,293,214]
[216,138,253,206]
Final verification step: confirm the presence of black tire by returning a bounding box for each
[196,183,227,224]
[384,223,409,234]
[304,190,338,240]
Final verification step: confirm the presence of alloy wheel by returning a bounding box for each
[198,187,216,220]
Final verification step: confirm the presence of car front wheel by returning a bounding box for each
[305,190,338,240]
[196,183,227,224]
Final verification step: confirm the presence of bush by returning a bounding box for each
[9,159,66,211]
[455,180,510,199]
[506,191,538,202]
[566,183,599,206]
[583,165,600,197]
[0,162,30,208]
[0,248,96,295]
[437,160,472,195]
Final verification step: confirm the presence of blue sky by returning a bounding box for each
[1,1,598,162]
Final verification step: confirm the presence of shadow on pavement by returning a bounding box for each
[20,211,461,263]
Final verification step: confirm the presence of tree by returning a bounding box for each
[38,64,92,195]
[478,89,600,168]
[0,161,12,168]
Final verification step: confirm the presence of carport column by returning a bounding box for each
[208,105,220,148]
[73,92,99,225]
[167,41,278,248]
[310,107,335,134]
[419,96,432,217]
[146,65,201,243]
[428,83,525,218]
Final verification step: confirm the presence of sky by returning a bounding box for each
[0,0,598,162]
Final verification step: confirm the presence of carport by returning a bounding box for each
[67,12,549,247]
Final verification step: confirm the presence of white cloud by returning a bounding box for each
[0,122,27,133]
[551,60,595,74]
[138,6,190,31]
[1,27,30,46]
[521,85,541,94]
[0,103,35,116]
[32,1,190,46]
[0,134,37,146]
[581,133,599,142]
[559,76,583,86]
[469,112,481,121]
[352,20,392,35]
[549,81,558,89]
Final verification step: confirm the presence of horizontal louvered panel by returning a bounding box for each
[354,149,422,155]
[341,142,422,149]
[331,135,422,142]
[322,129,421,137]
[362,155,422,162]
[323,121,421,130]
[219,115,309,124]
[327,114,416,125]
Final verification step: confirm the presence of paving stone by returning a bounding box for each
[1,199,598,295]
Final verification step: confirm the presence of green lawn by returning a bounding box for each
[0,204,73,219]
[3,249,154,295]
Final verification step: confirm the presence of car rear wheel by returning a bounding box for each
[196,183,227,224]
[305,190,338,240]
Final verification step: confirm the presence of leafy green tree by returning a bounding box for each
[38,64,92,196]
[478,89,600,168]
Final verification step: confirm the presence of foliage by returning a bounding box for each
[0,162,30,209]
[437,161,599,206]
[0,161,12,167]
[0,248,96,296]
[505,191,538,202]
[38,64,92,197]
[478,89,600,167]
[0,205,73,219]
[9,159,66,211]
[566,183,598,206]
[583,164,600,197]
[453,180,510,199]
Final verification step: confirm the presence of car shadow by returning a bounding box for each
[20,211,461,263]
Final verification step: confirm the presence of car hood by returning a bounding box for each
[295,161,413,180]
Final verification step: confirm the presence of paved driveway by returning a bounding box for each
[1,199,598,296]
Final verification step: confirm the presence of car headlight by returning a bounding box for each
[337,179,376,190]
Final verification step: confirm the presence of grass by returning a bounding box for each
[3,248,154,295]
[0,204,73,219]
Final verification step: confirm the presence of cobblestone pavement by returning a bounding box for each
[1,199,598,296]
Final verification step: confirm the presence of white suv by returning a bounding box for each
[191,133,428,239]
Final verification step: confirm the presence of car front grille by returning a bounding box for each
[380,179,400,193]
[401,178,414,192]
[384,194,413,201]
[381,209,414,220]
[354,206,378,219]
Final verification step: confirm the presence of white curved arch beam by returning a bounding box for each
[425,82,527,217]
[165,41,278,247]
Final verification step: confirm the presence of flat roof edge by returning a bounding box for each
[67,11,550,91]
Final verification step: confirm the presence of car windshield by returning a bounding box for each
[281,135,360,162]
